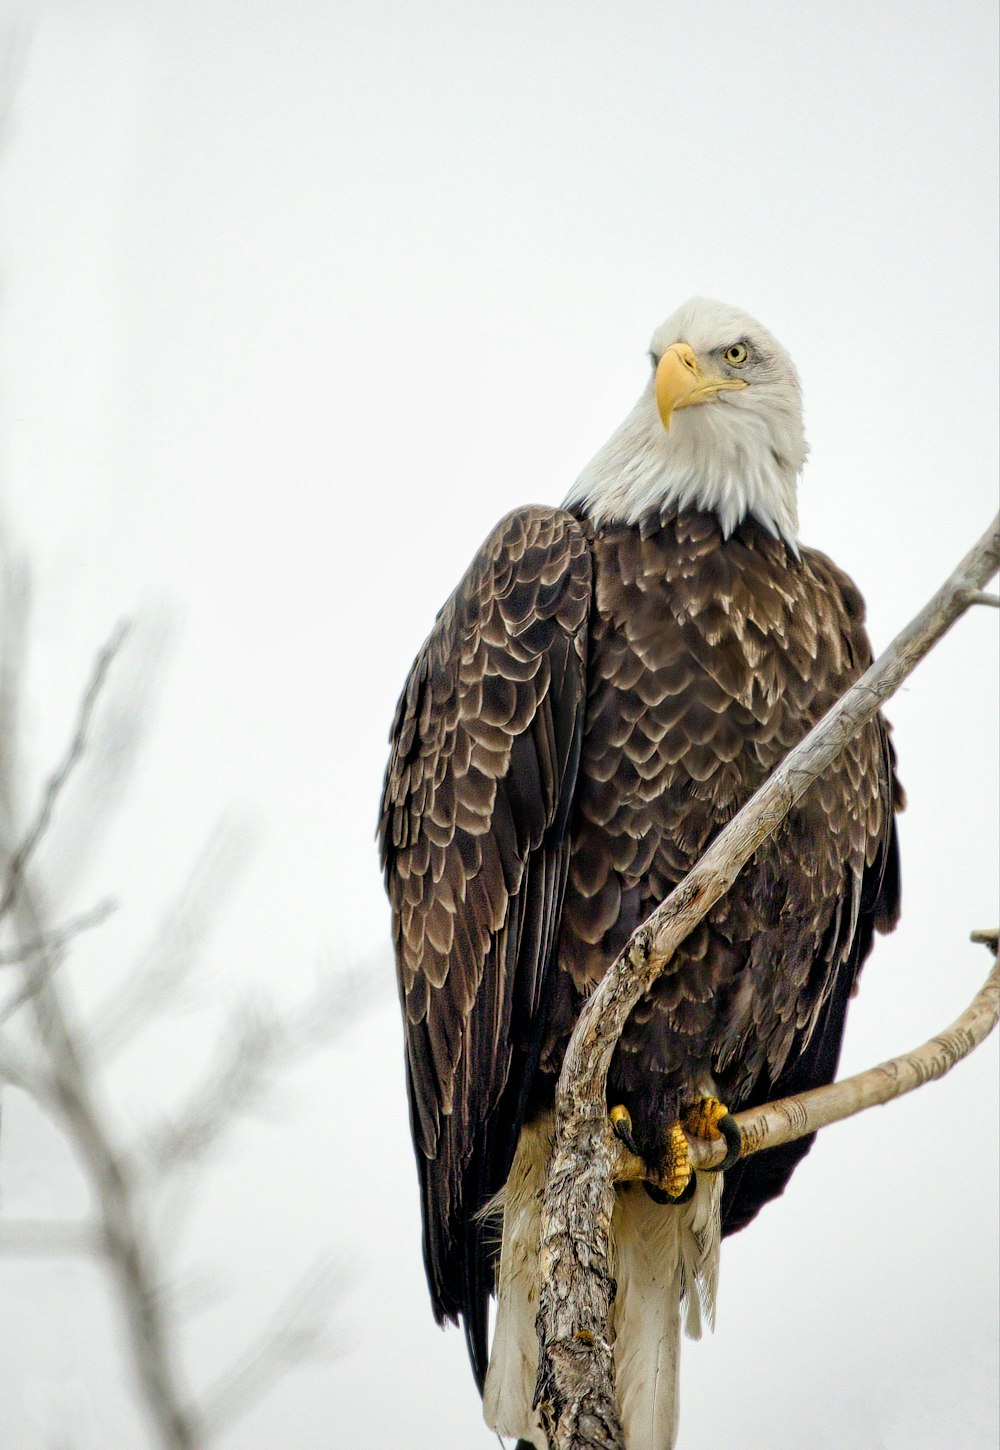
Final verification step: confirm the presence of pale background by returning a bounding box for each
[0,2,997,1448]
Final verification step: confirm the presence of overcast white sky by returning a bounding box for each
[0,2,997,1447]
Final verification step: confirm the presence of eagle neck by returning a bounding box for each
[576,504,801,571]
[563,392,803,554]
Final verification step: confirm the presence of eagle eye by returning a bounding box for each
[724,342,749,367]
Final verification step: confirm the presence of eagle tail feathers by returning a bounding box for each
[611,1178,719,1450]
[482,1118,550,1447]
[484,1121,721,1450]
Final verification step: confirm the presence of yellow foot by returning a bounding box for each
[662,1122,692,1199]
[682,1095,742,1171]
[610,1100,734,1198]
[683,1095,729,1139]
[611,1106,689,1198]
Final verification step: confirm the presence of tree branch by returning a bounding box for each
[0,898,117,1028]
[0,625,203,1449]
[535,513,1000,1450]
[0,556,370,1446]
[0,623,127,925]
[0,897,117,969]
[12,882,204,1450]
[616,932,999,1184]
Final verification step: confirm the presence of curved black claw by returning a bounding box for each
[611,1110,640,1158]
[645,1174,697,1206]
[702,1113,742,1173]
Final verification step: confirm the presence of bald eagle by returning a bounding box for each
[379,298,902,1449]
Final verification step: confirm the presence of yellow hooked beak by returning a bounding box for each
[655,342,747,431]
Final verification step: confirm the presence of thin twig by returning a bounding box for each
[0,897,117,967]
[0,898,118,1027]
[144,966,380,1179]
[145,1000,286,1176]
[0,623,128,925]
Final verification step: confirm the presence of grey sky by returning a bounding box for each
[0,2,997,1446]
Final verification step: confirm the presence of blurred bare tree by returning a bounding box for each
[0,546,377,1449]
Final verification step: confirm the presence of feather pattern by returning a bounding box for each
[379,505,591,1382]
[482,1116,551,1448]
[540,506,902,1186]
[379,301,902,1438]
[380,499,901,1400]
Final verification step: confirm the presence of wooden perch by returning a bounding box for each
[535,513,1000,1450]
[618,931,999,1183]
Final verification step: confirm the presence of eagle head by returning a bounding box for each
[566,297,807,548]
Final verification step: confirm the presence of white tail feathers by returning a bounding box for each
[483,1118,721,1450]
[482,1117,551,1448]
[611,1176,720,1450]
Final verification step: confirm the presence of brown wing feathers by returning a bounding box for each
[378,506,591,1382]
[718,548,903,1234]
[381,501,902,1372]
[547,513,901,1168]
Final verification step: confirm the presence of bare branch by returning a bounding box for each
[39,612,173,908]
[0,596,370,1446]
[19,933,203,1449]
[0,898,117,967]
[614,935,1000,1184]
[536,513,1000,1450]
[0,620,203,1449]
[0,622,128,925]
[0,898,118,1028]
[38,1048,200,1445]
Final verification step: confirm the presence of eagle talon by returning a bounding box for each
[682,1094,728,1139]
[610,1104,640,1157]
[701,1112,742,1173]
[682,1095,742,1173]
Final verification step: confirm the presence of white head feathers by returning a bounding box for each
[564,298,807,549]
